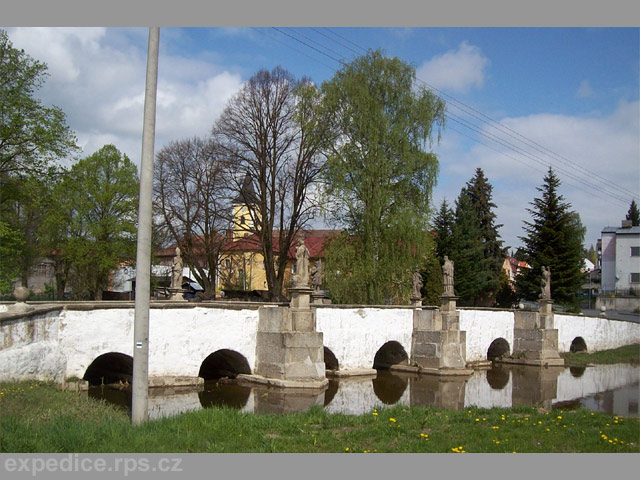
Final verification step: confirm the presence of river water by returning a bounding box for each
[89,363,639,420]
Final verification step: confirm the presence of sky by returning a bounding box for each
[2,25,638,252]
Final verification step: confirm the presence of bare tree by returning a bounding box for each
[153,137,230,299]
[213,67,328,301]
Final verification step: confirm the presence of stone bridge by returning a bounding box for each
[1,300,638,387]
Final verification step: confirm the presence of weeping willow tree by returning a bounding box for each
[321,50,445,305]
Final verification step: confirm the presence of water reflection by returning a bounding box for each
[88,363,639,419]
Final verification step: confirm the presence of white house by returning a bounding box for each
[598,220,640,294]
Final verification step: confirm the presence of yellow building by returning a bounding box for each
[157,174,339,298]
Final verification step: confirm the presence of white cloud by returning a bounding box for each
[434,100,640,251]
[5,27,244,169]
[577,79,594,98]
[417,41,490,94]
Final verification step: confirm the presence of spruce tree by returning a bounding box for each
[464,168,507,302]
[516,167,585,308]
[433,199,454,261]
[626,199,640,226]
[450,190,492,305]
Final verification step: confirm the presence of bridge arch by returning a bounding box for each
[199,349,251,380]
[570,337,587,353]
[373,341,409,370]
[487,338,510,361]
[83,352,133,386]
[324,347,339,371]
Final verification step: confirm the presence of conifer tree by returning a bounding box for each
[626,199,640,226]
[464,168,507,302]
[450,190,492,305]
[516,167,585,308]
[433,199,454,261]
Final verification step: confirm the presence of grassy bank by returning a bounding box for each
[1,381,638,453]
[561,343,640,367]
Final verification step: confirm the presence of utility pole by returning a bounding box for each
[132,27,159,425]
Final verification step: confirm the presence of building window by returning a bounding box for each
[631,273,640,284]
[631,247,640,257]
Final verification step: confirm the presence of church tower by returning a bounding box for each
[232,173,259,239]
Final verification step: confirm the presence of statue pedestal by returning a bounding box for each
[167,288,187,301]
[411,295,423,307]
[504,306,564,367]
[311,290,328,305]
[410,299,473,377]
[249,305,327,389]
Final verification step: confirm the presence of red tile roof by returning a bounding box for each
[157,229,341,260]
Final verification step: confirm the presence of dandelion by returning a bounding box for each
[557,415,562,419]
[475,418,480,422]
[389,418,396,423]
[345,447,350,452]
[372,412,378,416]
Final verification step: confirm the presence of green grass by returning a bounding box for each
[1,381,639,453]
[561,343,640,367]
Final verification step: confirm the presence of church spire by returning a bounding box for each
[233,173,258,207]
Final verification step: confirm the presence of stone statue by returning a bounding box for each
[412,268,422,299]
[171,247,183,289]
[442,255,454,296]
[540,266,551,300]
[294,239,310,287]
[311,259,323,292]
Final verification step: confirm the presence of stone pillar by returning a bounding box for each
[409,296,473,376]
[242,288,327,389]
[505,302,564,367]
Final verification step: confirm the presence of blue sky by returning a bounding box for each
[2,26,638,252]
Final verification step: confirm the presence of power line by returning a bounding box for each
[415,77,638,200]
[446,113,630,207]
[266,28,636,206]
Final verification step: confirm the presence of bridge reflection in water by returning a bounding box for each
[88,363,639,420]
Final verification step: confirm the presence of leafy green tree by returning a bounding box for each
[450,190,492,305]
[0,29,77,292]
[0,29,77,179]
[41,145,139,300]
[626,199,640,226]
[0,220,24,293]
[516,168,585,308]
[321,50,445,304]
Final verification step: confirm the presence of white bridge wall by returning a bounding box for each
[316,307,414,371]
[459,309,515,363]
[1,305,640,383]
